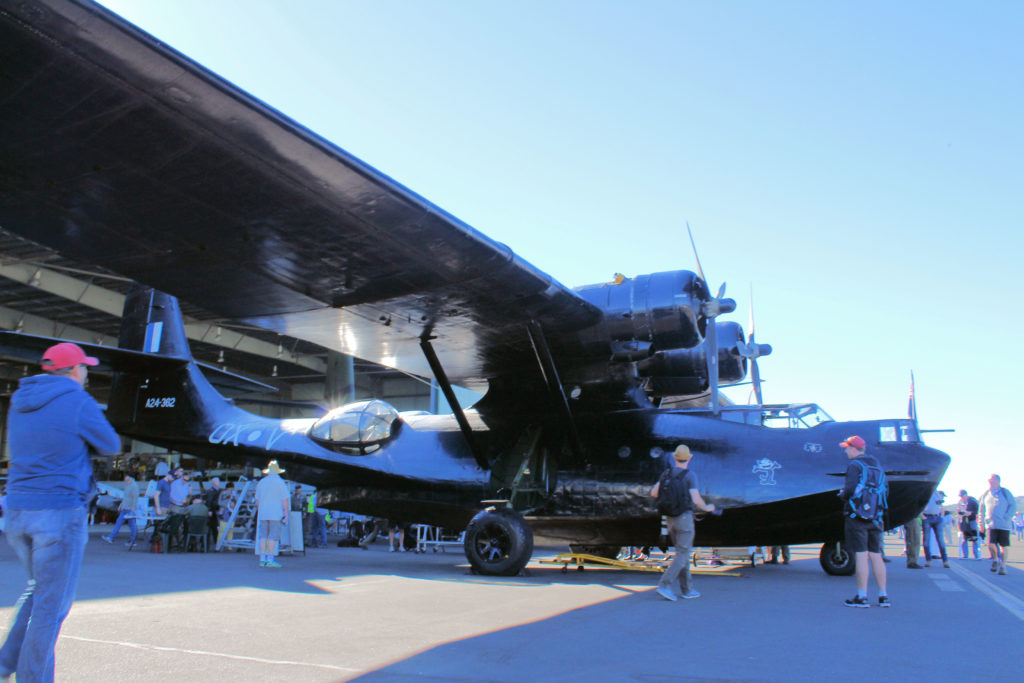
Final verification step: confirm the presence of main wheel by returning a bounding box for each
[819,540,855,576]
[464,508,534,576]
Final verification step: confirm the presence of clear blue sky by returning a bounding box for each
[98,0,1024,496]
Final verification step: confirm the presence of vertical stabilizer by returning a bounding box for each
[108,284,227,444]
[118,286,192,359]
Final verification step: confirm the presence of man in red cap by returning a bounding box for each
[0,342,121,682]
[838,435,889,608]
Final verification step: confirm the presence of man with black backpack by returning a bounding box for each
[651,445,716,602]
[838,435,889,608]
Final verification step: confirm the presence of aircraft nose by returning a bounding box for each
[918,444,951,485]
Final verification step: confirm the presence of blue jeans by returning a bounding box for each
[314,513,327,547]
[922,514,947,562]
[106,509,138,544]
[0,507,89,683]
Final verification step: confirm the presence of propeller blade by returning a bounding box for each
[750,356,763,405]
[748,283,756,341]
[747,284,765,405]
[706,319,719,413]
[686,222,707,284]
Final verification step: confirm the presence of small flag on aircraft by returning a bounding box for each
[907,372,916,422]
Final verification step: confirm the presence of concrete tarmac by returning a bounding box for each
[1,527,1023,682]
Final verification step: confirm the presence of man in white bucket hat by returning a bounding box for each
[255,460,290,567]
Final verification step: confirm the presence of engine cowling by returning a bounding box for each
[636,321,748,398]
[574,270,710,352]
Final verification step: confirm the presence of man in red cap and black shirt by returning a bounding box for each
[838,435,890,608]
[0,343,121,682]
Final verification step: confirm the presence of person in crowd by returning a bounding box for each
[304,492,316,545]
[312,507,332,548]
[837,435,889,607]
[216,482,238,546]
[942,510,954,547]
[904,516,923,569]
[185,495,209,520]
[979,473,1016,576]
[203,477,223,540]
[651,444,716,601]
[254,461,290,567]
[0,342,121,681]
[102,473,139,547]
[921,490,950,568]
[958,489,980,559]
[388,520,408,552]
[151,470,173,517]
[767,545,790,564]
[168,468,190,514]
[291,485,305,513]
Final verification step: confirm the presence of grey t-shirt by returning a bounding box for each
[980,487,1017,531]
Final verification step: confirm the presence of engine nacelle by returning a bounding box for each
[636,321,748,397]
[574,270,709,351]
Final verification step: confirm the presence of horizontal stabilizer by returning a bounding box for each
[0,331,277,395]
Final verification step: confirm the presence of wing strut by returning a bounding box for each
[526,321,586,464]
[419,338,489,470]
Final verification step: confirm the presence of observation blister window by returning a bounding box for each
[309,399,400,453]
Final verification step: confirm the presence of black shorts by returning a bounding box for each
[988,528,1011,547]
[845,517,883,554]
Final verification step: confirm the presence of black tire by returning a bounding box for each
[819,540,855,575]
[568,544,621,560]
[464,509,534,576]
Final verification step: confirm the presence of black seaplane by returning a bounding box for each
[0,0,949,575]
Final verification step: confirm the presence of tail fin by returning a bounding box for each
[118,286,193,358]
[107,285,240,445]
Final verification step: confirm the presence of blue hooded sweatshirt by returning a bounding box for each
[6,373,121,510]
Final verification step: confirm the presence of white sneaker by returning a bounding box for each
[389,547,395,552]
[655,586,678,601]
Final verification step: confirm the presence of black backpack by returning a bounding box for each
[848,459,887,524]
[657,468,693,517]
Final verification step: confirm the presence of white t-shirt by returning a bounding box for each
[255,474,290,521]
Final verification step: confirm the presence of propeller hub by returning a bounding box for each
[703,297,736,318]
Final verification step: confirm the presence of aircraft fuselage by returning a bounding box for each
[112,361,948,550]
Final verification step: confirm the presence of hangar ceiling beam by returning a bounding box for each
[0,304,117,347]
[0,261,327,374]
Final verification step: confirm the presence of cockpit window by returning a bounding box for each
[720,403,834,429]
[309,399,400,453]
[879,420,919,443]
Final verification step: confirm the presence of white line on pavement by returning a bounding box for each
[61,634,360,673]
[949,564,1024,622]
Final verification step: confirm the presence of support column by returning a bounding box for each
[325,351,356,407]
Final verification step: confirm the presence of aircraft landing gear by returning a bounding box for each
[464,507,534,576]
[819,539,855,576]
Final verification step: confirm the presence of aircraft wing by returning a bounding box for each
[0,0,602,390]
